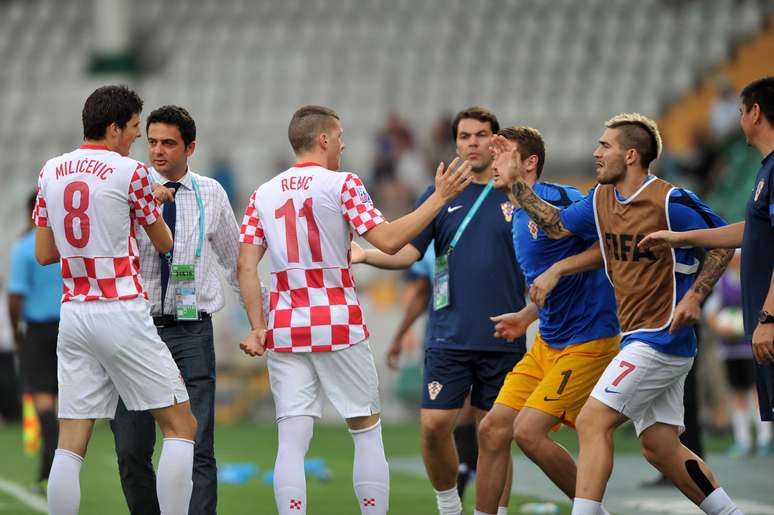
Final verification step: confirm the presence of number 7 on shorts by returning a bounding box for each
[612,360,636,387]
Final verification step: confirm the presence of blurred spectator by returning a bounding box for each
[705,251,772,457]
[0,283,21,423]
[423,114,456,177]
[710,78,742,142]
[371,113,417,219]
[210,155,238,209]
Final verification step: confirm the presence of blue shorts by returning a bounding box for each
[756,362,774,421]
[422,347,525,410]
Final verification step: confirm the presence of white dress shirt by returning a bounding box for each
[136,168,240,316]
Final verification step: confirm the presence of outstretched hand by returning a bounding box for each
[490,134,521,185]
[638,230,685,252]
[490,310,532,342]
[434,158,473,202]
[350,241,366,264]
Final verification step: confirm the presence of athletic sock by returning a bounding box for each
[47,449,83,515]
[350,421,389,514]
[572,498,602,515]
[699,487,743,514]
[730,408,752,451]
[474,511,496,515]
[274,416,314,515]
[454,423,478,499]
[157,438,194,515]
[757,419,772,447]
[38,410,59,481]
[497,507,508,515]
[435,486,463,515]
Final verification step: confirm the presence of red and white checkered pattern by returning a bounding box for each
[241,164,384,352]
[35,145,159,303]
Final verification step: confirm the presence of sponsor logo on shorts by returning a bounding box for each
[754,180,765,201]
[427,381,443,401]
[543,395,561,402]
[604,387,620,394]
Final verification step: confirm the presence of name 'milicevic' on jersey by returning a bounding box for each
[34,144,160,303]
[240,163,385,353]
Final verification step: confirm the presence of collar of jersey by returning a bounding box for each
[79,144,110,151]
[293,161,324,168]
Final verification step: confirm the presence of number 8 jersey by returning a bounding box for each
[240,163,385,353]
[33,144,160,303]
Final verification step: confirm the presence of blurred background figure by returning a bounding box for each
[7,192,62,491]
[705,250,773,457]
[0,281,21,425]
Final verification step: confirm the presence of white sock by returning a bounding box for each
[600,506,612,515]
[497,507,508,515]
[434,486,462,515]
[699,487,743,515]
[350,421,389,515]
[47,449,83,515]
[275,416,314,515]
[757,420,772,447]
[572,498,602,515]
[474,511,496,515]
[157,438,194,515]
[731,408,752,450]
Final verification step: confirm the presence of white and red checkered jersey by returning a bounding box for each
[34,144,160,303]
[240,162,385,352]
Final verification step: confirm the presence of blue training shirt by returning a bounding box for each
[410,244,435,279]
[513,182,619,348]
[411,182,526,353]
[559,176,726,357]
[7,230,62,322]
[741,150,774,339]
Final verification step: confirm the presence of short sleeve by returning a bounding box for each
[668,189,727,231]
[559,189,598,241]
[410,245,435,278]
[33,169,48,227]
[239,190,266,247]
[409,186,436,257]
[340,173,385,235]
[7,241,31,296]
[128,164,160,226]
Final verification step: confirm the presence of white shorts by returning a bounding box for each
[57,298,188,419]
[591,341,693,436]
[267,340,381,420]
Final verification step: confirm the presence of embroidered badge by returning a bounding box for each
[528,220,539,240]
[427,381,443,401]
[754,180,765,201]
[500,201,514,223]
[356,185,372,204]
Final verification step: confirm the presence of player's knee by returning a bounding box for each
[478,416,511,451]
[513,423,542,454]
[421,416,454,445]
[161,408,197,440]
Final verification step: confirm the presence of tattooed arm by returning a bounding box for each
[669,248,734,333]
[510,178,573,239]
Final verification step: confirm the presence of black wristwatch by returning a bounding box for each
[759,310,774,324]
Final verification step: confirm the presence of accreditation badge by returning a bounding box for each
[433,253,450,311]
[172,264,199,321]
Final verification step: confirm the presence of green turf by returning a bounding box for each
[0,421,732,514]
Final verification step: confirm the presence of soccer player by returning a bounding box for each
[473,127,620,515]
[640,76,774,426]
[237,105,472,515]
[497,113,742,514]
[352,107,526,515]
[34,85,197,515]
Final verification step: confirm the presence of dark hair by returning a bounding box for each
[146,105,197,147]
[82,85,143,141]
[451,106,500,140]
[605,113,662,169]
[27,191,37,216]
[741,76,774,125]
[288,105,340,153]
[498,126,546,178]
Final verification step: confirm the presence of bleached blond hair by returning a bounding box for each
[605,113,663,168]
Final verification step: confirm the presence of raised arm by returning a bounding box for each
[491,135,573,239]
[639,222,745,252]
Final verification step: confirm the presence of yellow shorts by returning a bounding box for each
[495,331,620,429]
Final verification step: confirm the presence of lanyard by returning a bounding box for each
[149,169,205,258]
[447,179,494,254]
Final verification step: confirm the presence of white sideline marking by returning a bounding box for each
[0,478,47,513]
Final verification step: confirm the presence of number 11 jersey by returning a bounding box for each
[240,162,385,353]
[34,144,160,303]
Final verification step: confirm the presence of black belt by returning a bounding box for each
[153,312,210,328]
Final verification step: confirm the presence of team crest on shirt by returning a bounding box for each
[427,381,443,401]
[528,220,539,240]
[754,180,765,201]
[500,201,514,222]
[356,185,372,204]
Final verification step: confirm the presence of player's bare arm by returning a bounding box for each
[362,158,472,255]
[490,135,572,239]
[236,243,267,357]
[142,217,174,254]
[490,303,538,342]
[669,248,734,334]
[529,243,603,308]
[34,226,60,265]
[639,222,745,252]
[351,241,422,270]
